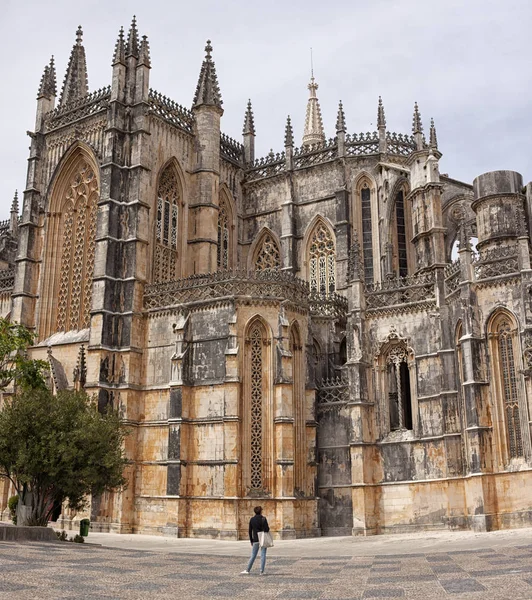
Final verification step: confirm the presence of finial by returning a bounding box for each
[377,96,386,129]
[11,191,18,213]
[37,56,57,99]
[412,102,423,134]
[139,35,151,67]
[126,15,139,58]
[243,99,255,135]
[59,27,89,106]
[113,26,125,65]
[303,70,325,147]
[193,39,223,109]
[76,25,83,45]
[336,100,346,133]
[429,117,438,149]
[285,115,294,147]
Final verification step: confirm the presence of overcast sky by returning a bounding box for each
[1,0,532,219]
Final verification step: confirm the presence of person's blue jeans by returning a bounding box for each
[247,542,267,572]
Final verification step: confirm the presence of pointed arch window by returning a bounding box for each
[249,324,264,490]
[386,344,413,431]
[217,198,230,270]
[154,165,180,283]
[56,160,98,332]
[395,190,408,277]
[290,325,305,495]
[361,183,374,283]
[490,315,524,459]
[254,234,280,272]
[309,222,336,296]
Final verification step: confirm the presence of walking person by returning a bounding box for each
[241,506,272,575]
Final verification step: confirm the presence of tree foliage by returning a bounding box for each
[0,389,127,526]
[0,318,47,390]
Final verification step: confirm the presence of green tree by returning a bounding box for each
[0,389,127,526]
[0,318,47,390]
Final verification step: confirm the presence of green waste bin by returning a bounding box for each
[80,519,90,537]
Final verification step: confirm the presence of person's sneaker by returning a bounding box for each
[240,570,250,575]
[260,571,265,575]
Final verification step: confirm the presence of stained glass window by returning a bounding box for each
[154,166,180,282]
[309,222,336,296]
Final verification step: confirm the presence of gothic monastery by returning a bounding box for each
[1,18,532,538]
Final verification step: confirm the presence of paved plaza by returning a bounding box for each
[2,528,532,598]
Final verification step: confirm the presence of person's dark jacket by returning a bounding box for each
[249,514,269,544]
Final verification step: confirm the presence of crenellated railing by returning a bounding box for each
[345,131,379,156]
[316,375,349,410]
[0,268,15,292]
[309,291,348,319]
[293,138,338,167]
[473,245,520,281]
[386,132,416,156]
[45,87,111,131]
[148,89,195,134]
[365,271,436,311]
[220,133,244,165]
[245,152,286,181]
[144,269,309,310]
[444,259,461,296]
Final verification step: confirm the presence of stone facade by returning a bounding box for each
[2,20,532,538]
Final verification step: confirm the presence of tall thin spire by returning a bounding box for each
[193,40,223,110]
[377,96,386,129]
[412,102,423,135]
[429,118,438,149]
[59,26,89,107]
[243,99,255,135]
[126,16,139,58]
[113,26,126,65]
[37,56,56,99]
[336,101,346,133]
[285,115,294,147]
[302,71,325,147]
[139,35,151,67]
[11,191,18,214]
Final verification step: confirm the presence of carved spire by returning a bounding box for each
[193,40,223,110]
[285,115,294,147]
[377,96,386,129]
[73,345,87,389]
[302,74,325,147]
[243,99,255,135]
[139,35,151,67]
[37,56,56,99]
[412,102,423,135]
[126,16,139,58]
[429,117,438,149]
[113,26,126,65]
[11,191,18,214]
[336,101,346,133]
[59,26,89,107]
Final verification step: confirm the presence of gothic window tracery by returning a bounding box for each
[154,165,180,283]
[309,222,336,296]
[249,323,264,491]
[493,317,524,459]
[217,198,230,270]
[395,190,408,277]
[360,183,374,284]
[386,344,413,431]
[56,160,98,332]
[254,234,280,272]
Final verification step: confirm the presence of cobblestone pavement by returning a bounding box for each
[1,538,531,599]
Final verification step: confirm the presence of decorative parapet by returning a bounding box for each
[473,245,519,281]
[316,375,349,413]
[245,151,286,182]
[0,268,15,292]
[294,138,338,167]
[444,259,461,296]
[0,219,10,237]
[345,131,379,156]
[144,269,309,310]
[45,87,111,132]
[309,291,348,319]
[220,133,244,165]
[148,89,195,134]
[365,271,436,311]
[386,132,416,156]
